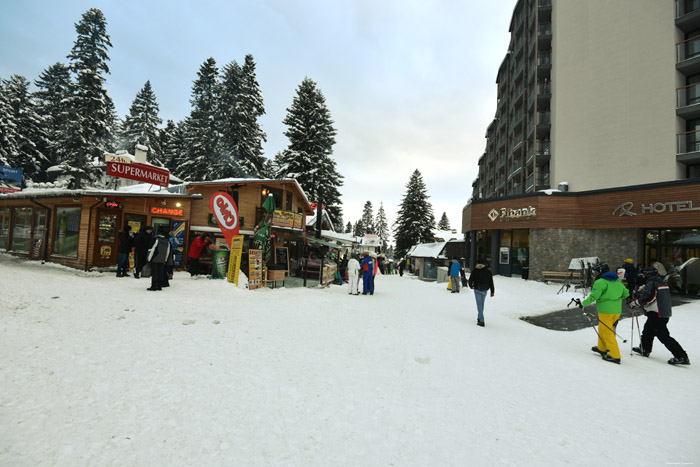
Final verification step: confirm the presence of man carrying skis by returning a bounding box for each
[630,267,690,365]
[581,264,629,364]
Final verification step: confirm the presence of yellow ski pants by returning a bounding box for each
[598,313,621,359]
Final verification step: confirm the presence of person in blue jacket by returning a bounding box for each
[449,257,462,293]
[360,252,374,295]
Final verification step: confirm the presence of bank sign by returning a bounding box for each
[488,206,536,222]
[612,200,700,216]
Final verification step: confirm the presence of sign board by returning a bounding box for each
[104,154,133,164]
[209,191,239,247]
[171,221,185,267]
[275,246,289,272]
[568,257,599,270]
[227,235,244,285]
[272,210,295,228]
[0,165,22,193]
[248,249,263,290]
[293,213,304,230]
[107,161,169,187]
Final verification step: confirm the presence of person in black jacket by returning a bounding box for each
[116,225,134,277]
[630,267,690,365]
[146,229,171,291]
[468,258,495,327]
[133,225,153,279]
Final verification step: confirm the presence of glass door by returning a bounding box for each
[30,209,47,259]
[94,210,118,267]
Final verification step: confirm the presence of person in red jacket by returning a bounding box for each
[188,232,211,277]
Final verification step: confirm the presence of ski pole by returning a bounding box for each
[568,298,627,343]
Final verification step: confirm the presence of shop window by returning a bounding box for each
[54,206,81,257]
[261,187,283,209]
[0,208,9,250]
[151,217,171,235]
[11,207,32,252]
[98,212,118,244]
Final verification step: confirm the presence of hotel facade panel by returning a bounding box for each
[463,0,700,294]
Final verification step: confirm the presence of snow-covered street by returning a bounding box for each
[1,253,698,466]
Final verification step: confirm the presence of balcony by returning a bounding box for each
[508,160,523,180]
[537,80,552,105]
[676,0,700,32]
[677,130,700,164]
[536,111,551,137]
[677,82,700,119]
[677,35,700,75]
[538,23,552,49]
[535,140,551,165]
[537,52,552,80]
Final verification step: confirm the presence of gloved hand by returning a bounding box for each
[577,303,583,309]
[629,300,640,309]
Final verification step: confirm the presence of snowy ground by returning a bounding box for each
[1,253,698,466]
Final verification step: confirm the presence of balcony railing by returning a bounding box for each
[537,111,551,125]
[538,81,552,94]
[538,53,552,65]
[677,82,700,108]
[538,0,552,7]
[536,140,551,155]
[677,129,700,154]
[676,0,700,19]
[538,23,552,36]
[677,35,700,63]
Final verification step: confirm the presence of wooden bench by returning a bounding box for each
[542,271,573,283]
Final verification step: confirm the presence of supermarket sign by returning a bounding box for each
[106,161,169,187]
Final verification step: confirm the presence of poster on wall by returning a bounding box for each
[171,221,185,267]
[248,249,263,290]
[0,165,22,193]
[227,235,244,285]
[275,246,289,272]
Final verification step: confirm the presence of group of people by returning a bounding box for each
[344,252,378,295]
[581,260,690,366]
[117,225,177,291]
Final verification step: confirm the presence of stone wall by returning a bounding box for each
[529,228,643,280]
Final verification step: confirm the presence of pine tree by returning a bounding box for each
[393,169,436,259]
[159,119,185,174]
[1,75,50,183]
[437,212,451,231]
[276,77,343,226]
[218,55,268,177]
[0,78,19,166]
[34,62,73,167]
[353,219,365,237]
[63,7,114,188]
[375,202,389,250]
[181,58,220,181]
[361,201,375,234]
[345,221,352,234]
[121,80,163,165]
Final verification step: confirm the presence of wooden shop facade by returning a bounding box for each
[0,178,314,273]
[462,179,700,293]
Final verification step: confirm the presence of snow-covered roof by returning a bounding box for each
[407,242,448,259]
[185,178,311,211]
[360,236,383,247]
[432,229,462,242]
[0,186,200,199]
[320,230,358,245]
[306,209,335,232]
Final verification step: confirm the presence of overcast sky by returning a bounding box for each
[0,0,514,240]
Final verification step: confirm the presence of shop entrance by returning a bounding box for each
[29,209,47,260]
[94,209,119,267]
[644,229,700,295]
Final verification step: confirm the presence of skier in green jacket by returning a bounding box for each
[582,264,629,364]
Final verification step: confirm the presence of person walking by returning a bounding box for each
[468,259,495,327]
[582,263,629,364]
[133,225,153,279]
[360,252,375,295]
[449,257,462,293]
[116,225,134,277]
[630,267,690,365]
[399,260,404,277]
[347,254,361,295]
[146,229,171,291]
[188,232,211,277]
[621,258,637,297]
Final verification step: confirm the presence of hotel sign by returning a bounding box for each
[612,200,700,217]
[488,206,536,222]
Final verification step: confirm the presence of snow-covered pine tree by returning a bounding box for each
[217,55,268,178]
[159,119,185,174]
[1,75,50,183]
[34,62,73,167]
[393,169,436,259]
[0,78,19,166]
[375,202,389,251]
[63,7,114,188]
[181,58,220,181]
[437,212,450,231]
[276,77,343,226]
[345,222,352,234]
[120,80,163,165]
[361,201,375,234]
[353,219,365,237]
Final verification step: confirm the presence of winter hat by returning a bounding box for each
[624,258,634,264]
